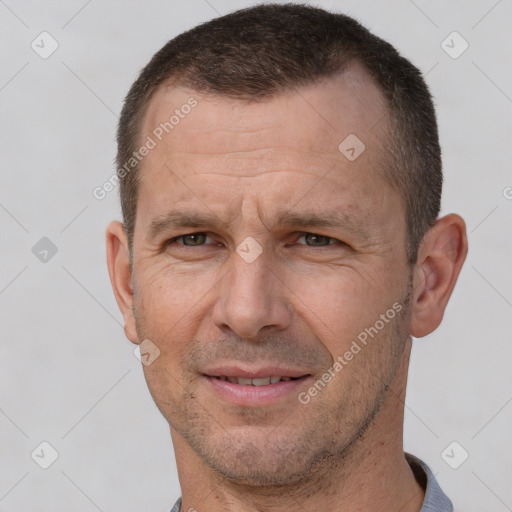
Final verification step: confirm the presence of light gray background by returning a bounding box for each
[1,1,511,511]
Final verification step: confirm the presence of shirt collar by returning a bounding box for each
[406,452,454,512]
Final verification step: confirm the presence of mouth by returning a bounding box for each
[211,375,301,386]
[202,368,311,406]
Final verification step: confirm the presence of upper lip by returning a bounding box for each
[203,364,310,379]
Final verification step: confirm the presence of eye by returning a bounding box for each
[169,232,213,246]
[296,233,340,247]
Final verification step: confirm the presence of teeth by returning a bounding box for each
[216,376,297,385]
[252,377,271,386]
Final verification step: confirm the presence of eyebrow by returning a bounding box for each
[148,211,226,240]
[277,210,373,239]
[147,209,373,240]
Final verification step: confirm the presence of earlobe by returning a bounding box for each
[410,214,468,338]
[106,221,138,344]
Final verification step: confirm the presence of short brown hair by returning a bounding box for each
[117,3,442,264]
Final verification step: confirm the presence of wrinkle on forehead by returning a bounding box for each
[141,63,389,158]
[158,147,345,181]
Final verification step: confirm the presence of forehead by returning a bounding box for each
[135,66,401,238]
[142,65,388,161]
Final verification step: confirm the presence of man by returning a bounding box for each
[106,4,467,511]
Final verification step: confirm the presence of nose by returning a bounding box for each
[211,249,292,339]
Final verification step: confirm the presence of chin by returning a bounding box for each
[187,427,330,487]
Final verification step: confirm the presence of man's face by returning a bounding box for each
[130,68,413,485]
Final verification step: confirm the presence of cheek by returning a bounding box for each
[134,264,218,351]
[284,265,398,351]
[135,267,211,414]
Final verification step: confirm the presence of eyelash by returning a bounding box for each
[167,232,344,248]
[168,233,218,247]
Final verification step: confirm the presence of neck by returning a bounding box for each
[173,338,424,512]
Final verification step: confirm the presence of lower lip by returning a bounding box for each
[204,376,310,406]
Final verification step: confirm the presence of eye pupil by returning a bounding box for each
[183,233,206,246]
[305,233,330,246]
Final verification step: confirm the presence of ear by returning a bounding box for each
[410,214,468,338]
[106,221,138,344]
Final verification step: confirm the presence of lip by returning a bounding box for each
[203,365,310,380]
[203,371,311,407]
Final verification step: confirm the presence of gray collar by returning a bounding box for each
[406,453,454,512]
